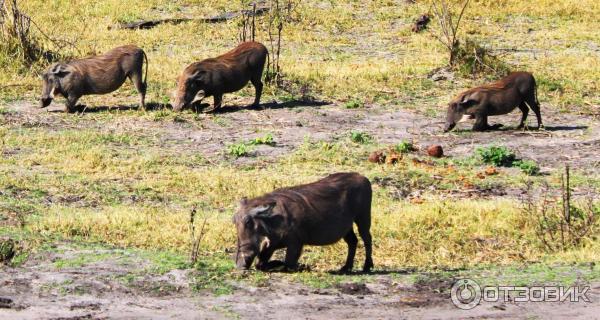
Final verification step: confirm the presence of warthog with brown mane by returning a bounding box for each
[40,45,148,112]
[233,172,374,273]
[444,71,543,132]
[172,41,268,112]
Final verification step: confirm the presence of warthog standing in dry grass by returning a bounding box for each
[233,172,374,273]
[40,45,148,112]
[444,71,543,132]
[172,41,268,112]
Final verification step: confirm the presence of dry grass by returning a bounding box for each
[0,0,594,111]
[1,0,600,273]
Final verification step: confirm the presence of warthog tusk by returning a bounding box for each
[458,114,473,123]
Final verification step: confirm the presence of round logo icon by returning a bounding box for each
[451,278,482,310]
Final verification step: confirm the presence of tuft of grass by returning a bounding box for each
[248,133,275,146]
[514,160,540,175]
[350,131,372,144]
[476,145,516,167]
[344,99,364,109]
[227,143,251,158]
[394,140,416,153]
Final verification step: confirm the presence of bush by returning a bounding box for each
[395,140,416,153]
[452,39,511,77]
[350,131,372,144]
[524,167,600,252]
[514,160,540,176]
[344,99,364,109]
[249,133,275,146]
[227,143,250,158]
[476,146,516,167]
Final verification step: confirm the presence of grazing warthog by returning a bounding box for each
[233,172,374,273]
[40,45,148,112]
[172,41,268,112]
[444,71,543,132]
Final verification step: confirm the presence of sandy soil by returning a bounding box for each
[1,244,598,320]
[4,99,600,173]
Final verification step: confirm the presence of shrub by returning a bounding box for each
[249,133,275,146]
[476,146,516,167]
[227,143,250,158]
[452,39,511,77]
[395,140,416,153]
[344,99,364,109]
[524,166,599,252]
[350,131,372,144]
[514,160,540,176]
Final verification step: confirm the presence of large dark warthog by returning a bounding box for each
[40,45,148,112]
[172,41,268,112]
[233,172,374,273]
[444,71,543,132]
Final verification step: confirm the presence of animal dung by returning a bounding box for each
[368,151,386,164]
[485,166,499,175]
[427,145,444,158]
[385,152,402,165]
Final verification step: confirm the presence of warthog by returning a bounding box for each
[444,71,543,132]
[172,41,268,112]
[233,172,374,273]
[40,45,148,112]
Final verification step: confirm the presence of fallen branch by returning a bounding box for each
[119,6,269,30]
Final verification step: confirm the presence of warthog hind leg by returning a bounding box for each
[338,230,358,273]
[517,102,529,129]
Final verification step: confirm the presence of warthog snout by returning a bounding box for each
[443,122,456,132]
[235,243,257,270]
[40,97,52,108]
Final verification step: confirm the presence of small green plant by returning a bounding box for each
[476,145,516,167]
[227,143,251,158]
[350,131,372,144]
[395,140,415,153]
[514,160,540,175]
[344,99,364,109]
[249,133,275,146]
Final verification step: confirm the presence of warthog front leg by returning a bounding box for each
[65,94,80,113]
[284,243,303,271]
[473,114,495,131]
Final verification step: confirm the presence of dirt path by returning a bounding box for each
[4,100,600,172]
[1,245,598,320]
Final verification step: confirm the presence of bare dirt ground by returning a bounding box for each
[2,100,600,319]
[1,244,599,320]
[4,99,600,172]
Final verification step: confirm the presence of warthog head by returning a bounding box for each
[40,63,73,108]
[444,98,476,132]
[172,63,207,112]
[233,199,278,270]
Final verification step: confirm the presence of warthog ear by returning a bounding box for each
[458,98,477,111]
[249,202,276,217]
[51,64,71,77]
[190,70,208,83]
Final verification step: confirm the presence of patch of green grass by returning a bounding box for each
[143,250,190,274]
[514,159,540,175]
[394,140,415,153]
[350,131,372,144]
[248,133,275,146]
[192,254,236,295]
[227,143,251,158]
[344,99,364,109]
[476,145,516,167]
